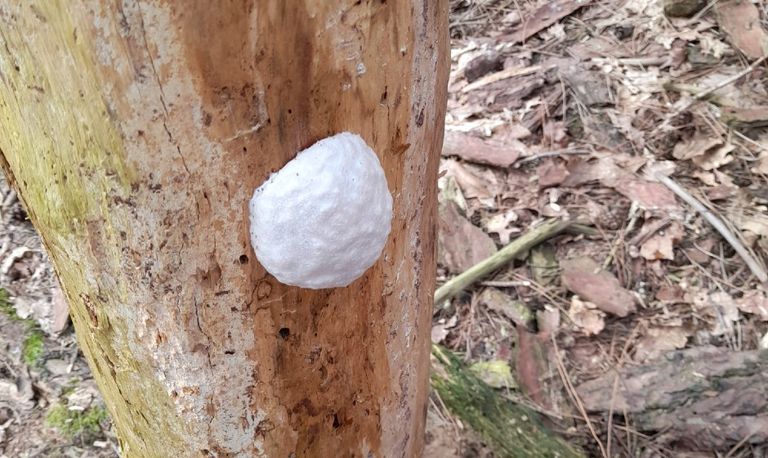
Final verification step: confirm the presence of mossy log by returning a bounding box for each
[431,345,585,458]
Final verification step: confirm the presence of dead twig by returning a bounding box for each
[724,432,756,458]
[479,280,531,287]
[628,216,673,248]
[434,219,574,305]
[655,173,768,283]
[514,148,590,166]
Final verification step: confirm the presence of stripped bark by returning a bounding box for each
[0,1,448,455]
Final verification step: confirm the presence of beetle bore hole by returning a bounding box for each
[278,327,290,339]
[239,254,249,264]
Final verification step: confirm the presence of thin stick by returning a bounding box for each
[724,432,755,458]
[479,280,531,287]
[656,55,767,131]
[655,173,768,282]
[434,219,572,305]
[514,148,590,166]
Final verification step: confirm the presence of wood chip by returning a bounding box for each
[500,0,590,44]
[438,201,497,273]
[561,257,637,317]
[442,131,526,168]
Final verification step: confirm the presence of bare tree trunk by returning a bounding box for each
[0,1,448,456]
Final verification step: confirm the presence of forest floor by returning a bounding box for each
[2,0,768,457]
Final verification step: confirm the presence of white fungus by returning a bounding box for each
[249,132,393,289]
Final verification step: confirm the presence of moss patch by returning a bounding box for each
[1,288,47,367]
[22,329,44,366]
[0,288,20,320]
[45,403,108,439]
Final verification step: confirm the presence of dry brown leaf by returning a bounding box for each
[515,328,551,408]
[640,221,685,260]
[693,170,718,186]
[536,306,560,338]
[563,156,624,187]
[542,121,569,146]
[735,290,768,321]
[582,115,628,149]
[752,152,768,175]
[684,237,716,264]
[537,160,570,188]
[568,296,606,335]
[607,111,646,149]
[495,123,532,141]
[634,327,690,362]
[721,106,768,128]
[690,290,740,336]
[561,257,637,317]
[619,179,680,212]
[692,144,735,171]
[741,215,768,237]
[715,0,768,59]
[563,156,678,212]
[442,131,526,168]
[726,195,768,237]
[438,201,497,273]
[672,134,722,161]
[656,284,685,303]
[501,0,589,43]
[705,184,737,201]
[442,160,496,199]
[431,315,458,344]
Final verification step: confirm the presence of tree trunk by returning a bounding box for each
[0,1,448,456]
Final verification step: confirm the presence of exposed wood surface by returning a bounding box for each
[0,1,448,456]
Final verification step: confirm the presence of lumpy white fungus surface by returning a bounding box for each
[249,132,393,289]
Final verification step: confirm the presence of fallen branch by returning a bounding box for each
[576,346,768,451]
[434,219,573,304]
[431,344,585,458]
[654,173,768,283]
